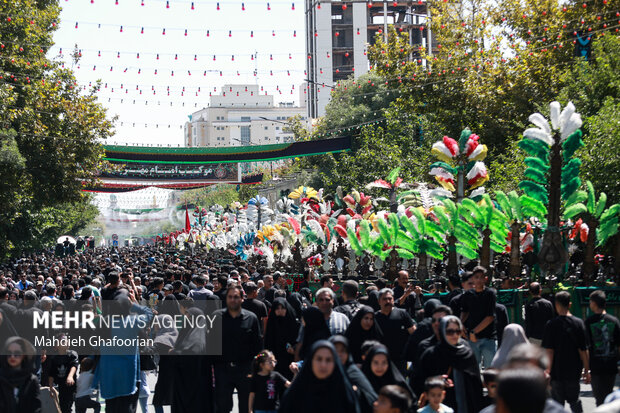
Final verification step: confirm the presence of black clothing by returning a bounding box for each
[241,298,268,336]
[449,292,464,318]
[299,307,331,360]
[495,303,509,347]
[345,360,377,413]
[393,285,421,317]
[461,288,497,339]
[442,288,462,306]
[413,317,484,413]
[550,379,583,413]
[525,296,554,340]
[171,307,213,413]
[215,308,262,364]
[48,350,79,413]
[374,308,414,363]
[361,345,416,405]
[264,298,300,380]
[250,371,287,411]
[344,306,384,364]
[279,341,360,413]
[402,300,439,362]
[585,312,620,375]
[214,361,250,413]
[0,337,41,413]
[334,299,363,321]
[542,315,588,381]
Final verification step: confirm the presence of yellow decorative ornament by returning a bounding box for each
[435,176,456,192]
[431,147,454,164]
[288,186,318,200]
[469,144,488,162]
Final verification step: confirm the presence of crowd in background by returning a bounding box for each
[0,245,618,413]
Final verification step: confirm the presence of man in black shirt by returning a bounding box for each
[442,274,463,306]
[449,271,475,316]
[242,281,268,336]
[524,282,554,346]
[334,280,362,320]
[213,285,262,413]
[374,288,415,374]
[460,266,497,368]
[542,291,590,413]
[585,290,620,406]
[392,270,422,318]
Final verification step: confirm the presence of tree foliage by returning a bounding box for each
[0,0,114,258]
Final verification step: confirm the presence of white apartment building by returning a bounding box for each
[184,84,308,148]
[305,0,431,118]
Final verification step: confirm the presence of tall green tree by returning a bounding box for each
[0,0,114,257]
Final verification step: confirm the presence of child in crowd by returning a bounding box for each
[249,350,290,413]
[373,384,413,413]
[47,333,80,413]
[417,376,453,413]
[74,358,100,413]
[481,369,499,409]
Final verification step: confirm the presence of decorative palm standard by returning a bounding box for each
[518,102,584,274]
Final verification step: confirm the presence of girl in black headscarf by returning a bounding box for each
[413,315,483,413]
[344,305,384,364]
[264,298,300,379]
[298,288,313,306]
[0,337,41,413]
[170,306,213,413]
[286,293,307,320]
[361,344,416,407]
[299,306,331,360]
[329,336,377,413]
[280,340,360,413]
[366,289,380,312]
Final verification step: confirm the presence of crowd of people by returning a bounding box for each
[0,245,618,413]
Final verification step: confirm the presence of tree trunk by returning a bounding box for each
[389,188,398,213]
[481,228,492,270]
[417,252,428,282]
[582,218,599,282]
[509,221,521,277]
[446,235,458,276]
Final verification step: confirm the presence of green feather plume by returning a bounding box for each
[519,181,548,204]
[563,203,587,220]
[561,177,581,201]
[518,139,549,160]
[564,190,587,209]
[508,191,524,221]
[525,167,547,184]
[347,228,364,255]
[524,157,550,173]
[459,128,471,153]
[396,248,415,260]
[400,214,419,239]
[495,191,513,220]
[561,159,582,187]
[359,220,371,250]
[387,167,401,185]
[597,215,619,247]
[595,193,607,219]
[456,244,478,260]
[430,161,457,176]
[377,218,392,246]
[586,181,596,214]
[519,195,547,220]
[562,129,584,161]
[388,213,399,245]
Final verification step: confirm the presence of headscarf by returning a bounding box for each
[366,290,380,312]
[328,336,377,413]
[172,307,206,355]
[300,306,331,360]
[286,293,304,320]
[437,315,476,370]
[344,305,384,364]
[299,288,313,305]
[159,294,182,317]
[264,298,299,352]
[491,323,529,368]
[279,340,360,413]
[361,345,415,401]
[0,337,36,388]
[153,314,178,350]
[423,298,441,317]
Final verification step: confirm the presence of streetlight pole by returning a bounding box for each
[383,1,389,43]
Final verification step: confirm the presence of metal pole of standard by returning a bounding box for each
[383,1,388,43]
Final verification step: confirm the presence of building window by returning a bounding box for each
[241,126,251,144]
[276,127,280,130]
[241,116,251,122]
[264,126,268,130]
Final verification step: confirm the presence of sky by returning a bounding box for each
[51,0,307,146]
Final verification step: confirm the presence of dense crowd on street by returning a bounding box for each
[0,245,619,413]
